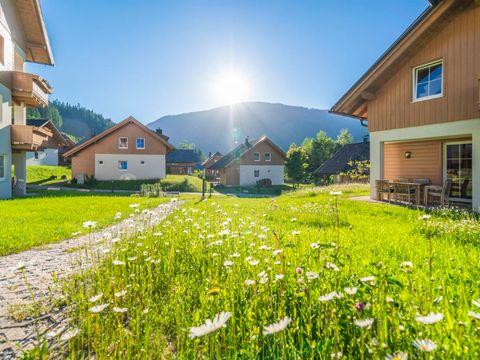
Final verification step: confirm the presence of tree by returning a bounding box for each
[337,128,353,146]
[304,131,337,172]
[179,140,196,150]
[285,144,308,187]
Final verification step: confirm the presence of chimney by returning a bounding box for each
[363,134,369,143]
[245,136,250,146]
[208,151,212,158]
[156,128,163,135]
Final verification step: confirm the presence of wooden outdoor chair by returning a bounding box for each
[424,180,452,206]
[375,179,393,202]
[393,182,417,204]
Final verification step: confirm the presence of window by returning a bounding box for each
[413,60,443,101]
[265,152,271,161]
[34,152,39,160]
[118,160,128,171]
[0,155,5,180]
[254,169,260,178]
[140,160,145,165]
[136,137,145,149]
[253,152,260,161]
[119,137,128,149]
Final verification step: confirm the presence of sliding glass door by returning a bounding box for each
[444,142,472,202]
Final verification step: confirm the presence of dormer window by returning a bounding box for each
[413,59,443,101]
[119,137,128,149]
[253,152,260,161]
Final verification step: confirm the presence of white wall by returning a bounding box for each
[94,154,166,181]
[370,118,480,210]
[239,165,284,186]
[26,148,59,166]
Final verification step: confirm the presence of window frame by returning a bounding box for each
[412,59,444,102]
[118,160,128,171]
[265,152,271,162]
[118,137,128,149]
[254,169,260,178]
[0,154,5,180]
[253,152,260,162]
[136,137,145,150]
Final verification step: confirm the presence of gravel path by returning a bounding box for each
[0,200,179,359]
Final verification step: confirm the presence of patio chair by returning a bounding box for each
[424,180,452,206]
[394,178,410,183]
[393,182,417,204]
[375,179,393,202]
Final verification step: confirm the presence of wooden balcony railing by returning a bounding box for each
[11,124,52,151]
[0,71,52,107]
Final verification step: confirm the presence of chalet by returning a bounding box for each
[202,151,223,180]
[63,116,174,183]
[166,149,200,175]
[209,136,286,186]
[0,0,55,198]
[26,119,69,166]
[315,140,370,183]
[331,0,480,209]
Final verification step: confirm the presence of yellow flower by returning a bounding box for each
[207,287,220,296]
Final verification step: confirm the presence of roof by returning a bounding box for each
[209,136,286,170]
[166,149,200,163]
[63,116,174,157]
[330,0,468,119]
[315,141,370,175]
[26,118,49,127]
[201,151,223,167]
[26,118,67,147]
[14,0,54,65]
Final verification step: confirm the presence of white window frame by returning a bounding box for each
[118,160,128,171]
[412,59,443,102]
[119,137,128,149]
[0,154,5,181]
[253,152,260,161]
[136,137,145,150]
[254,169,260,178]
[265,152,271,162]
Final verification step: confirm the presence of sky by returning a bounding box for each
[28,0,428,124]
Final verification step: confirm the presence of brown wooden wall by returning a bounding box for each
[384,140,443,185]
[71,122,168,178]
[219,165,240,186]
[240,141,285,165]
[368,4,480,132]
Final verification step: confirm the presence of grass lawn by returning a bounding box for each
[45,183,480,358]
[26,165,71,185]
[214,184,294,196]
[0,191,172,256]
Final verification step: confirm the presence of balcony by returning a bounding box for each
[11,124,52,151]
[0,71,52,107]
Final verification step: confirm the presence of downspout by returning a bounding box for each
[360,119,368,127]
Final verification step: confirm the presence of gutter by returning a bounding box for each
[329,109,368,128]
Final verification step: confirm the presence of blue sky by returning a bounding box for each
[29,0,428,124]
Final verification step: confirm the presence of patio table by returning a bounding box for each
[390,181,423,205]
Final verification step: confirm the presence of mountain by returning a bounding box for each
[147,102,367,153]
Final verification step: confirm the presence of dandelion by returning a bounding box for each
[88,293,103,303]
[468,311,480,320]
[344,287,358,295]
[82,221,97,229]
[415,312,444,325]
[115,290,127,298]
[113,307,128,313]
[89,303,109,313]
[188,311,232,338]
[244,279,255,286]
[354,318,374,328]
[412,339,437,352]
[385,352,408,360]
[112,260,125,266]
[263,316,291,335]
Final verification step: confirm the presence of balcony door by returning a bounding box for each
[443,142,472,203]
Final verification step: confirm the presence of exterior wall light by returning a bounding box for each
[405,151,412,159]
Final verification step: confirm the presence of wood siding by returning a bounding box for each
[369,4,480,132]
[71,122,168,178]
[219,165,240,186]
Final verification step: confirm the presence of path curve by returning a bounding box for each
[0,200,180,359]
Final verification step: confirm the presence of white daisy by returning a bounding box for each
[129,203,140,208]
[418,214,431,220]
[249,259,260,266]
[385,352,408,360]
[354,318,374,328]
[472,299,480,308]
[82,221,97,229]
[274,274,285,282]
[223,260,234,267]
[412,339,437,352]
[112,260,125,266]
[329,191,342,196]
[263,316,291,335]
[360,276,375,283]
[188,311,232,338]
[244,279,255,286]
[310,242,320,249]
[468,311,480,320]
[305,271,319,282]
[113,307,128,313]
[326,262,339,271]
[115,290,127,298]
[292,231,300,236]
[319,291,341,302]
[89,303,109,313]
[344,287,358,295]
[415,312,444,325]
[88,293,103,303]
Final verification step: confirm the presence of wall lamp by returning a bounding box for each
[405,151,412,159]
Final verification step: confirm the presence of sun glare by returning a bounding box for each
[211,70,249,105]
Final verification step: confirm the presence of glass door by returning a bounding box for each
[444,142,472,202]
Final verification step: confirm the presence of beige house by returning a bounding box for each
[0,0,54,198]
[331,0,480,209]
[64,116,174,183]
[209,136,286,186]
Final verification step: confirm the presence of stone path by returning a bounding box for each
[0,200,179,359]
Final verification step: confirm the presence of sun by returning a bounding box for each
[211,70,249,105]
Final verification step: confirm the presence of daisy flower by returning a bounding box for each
[249,259,260,266]
[115,290,127,298]
[112,260,125,266]
[329,191,342,196]
[319,291,341,302]
[354,318,374,328]
[385,352,407,360]
[305,271,319,282]
[415,312,444,325]
[244,279,255,286]
[310,242,320,249]
[188,311,232,338]
[412,339,437,352]
[263,316,292,335]
[113,307,128,313]
[344,287,358,295]
[472,299,480,308]
[468,311,480,320]
[89,303,109,313]
[223,260,234,267]
[82,221,97,229]
[88,293,103,303]
[418,214,431,220]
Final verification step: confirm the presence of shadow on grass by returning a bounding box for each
[214,184,294,197]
